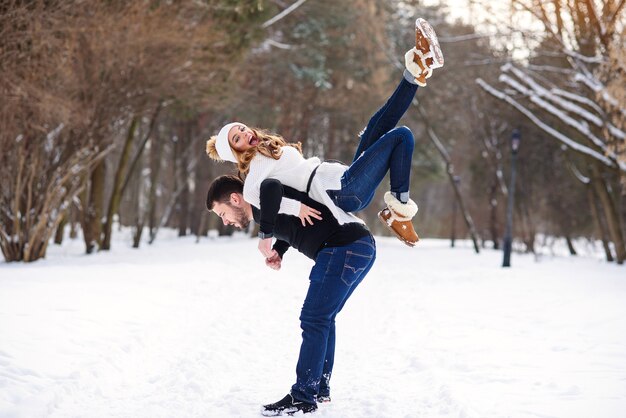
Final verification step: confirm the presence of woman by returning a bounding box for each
[207,18,443,247]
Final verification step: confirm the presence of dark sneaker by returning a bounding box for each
[317,395,331,403]
[261,393,317,416]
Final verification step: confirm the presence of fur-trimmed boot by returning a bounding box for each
[404,18,444,87]
[378,192,419,247]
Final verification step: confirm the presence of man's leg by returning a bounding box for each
[291,237,376,405]
[318,242,375,400]
[317,321,334,400]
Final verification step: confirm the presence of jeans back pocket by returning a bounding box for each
[341,250,374,286]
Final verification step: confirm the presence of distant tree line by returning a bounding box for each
[0,0,624,264]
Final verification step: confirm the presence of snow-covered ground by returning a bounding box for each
[1,231,625,418]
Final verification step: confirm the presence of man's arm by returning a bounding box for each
[257,178,285,258]
[266,239,289,270]
[273,239,290,259]
[258,178,284,238]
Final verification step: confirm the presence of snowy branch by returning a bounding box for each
[476,78,626,173]
[503,65,626,140]
[262,0,308,29]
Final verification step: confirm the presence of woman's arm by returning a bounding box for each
[245,155,320,223]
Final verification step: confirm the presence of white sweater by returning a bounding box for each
[243,146,364,225]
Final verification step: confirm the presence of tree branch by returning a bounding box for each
[262,0,308,29]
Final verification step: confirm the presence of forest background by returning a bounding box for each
[1,0,624,264]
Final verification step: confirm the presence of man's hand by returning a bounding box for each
[265,253,282,270]
[258,237,275,258]
[299,203,322,226]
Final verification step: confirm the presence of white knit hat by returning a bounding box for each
[216,122,245,163]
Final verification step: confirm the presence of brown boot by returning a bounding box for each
[378,192,419,247]
[404,18,444,86]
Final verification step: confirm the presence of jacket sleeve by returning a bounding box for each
[259,178,284,236]
[272,239,290,258]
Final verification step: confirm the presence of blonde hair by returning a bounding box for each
[206,127,302,179]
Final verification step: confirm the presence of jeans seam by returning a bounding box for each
[361,84,404,146]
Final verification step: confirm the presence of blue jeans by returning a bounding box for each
[291,235,376,405]
[328,77,418,212]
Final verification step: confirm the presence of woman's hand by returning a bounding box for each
[299,204,322,226]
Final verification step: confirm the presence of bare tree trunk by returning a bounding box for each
[565,234,577,256]
[102,116,139,250]
[120,102,162,198]
[588,178,615,262]
[176,122,190,237]
[195,211,208,243]
[54,217,66,245]
[81,161,105,254]
[591,164,626,264]
[69,204,78,239]
[132,172,145,248]
[488,177,500,249]
[418,104,480,253]
[148,126,163,244]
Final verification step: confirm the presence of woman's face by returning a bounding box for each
[228,124,258,153]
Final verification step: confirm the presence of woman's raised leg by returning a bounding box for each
[352,73,418,163]
[330,126,414,213]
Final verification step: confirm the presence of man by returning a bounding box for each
[206,174,376,415]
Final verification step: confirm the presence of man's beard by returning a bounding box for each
[231,205,250,229]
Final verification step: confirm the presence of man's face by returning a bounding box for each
[212,197,250,229]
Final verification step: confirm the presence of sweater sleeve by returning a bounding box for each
[279,198,301,217]
[258,178,284,235]
[272,239,290,258]
[243,155,301,217]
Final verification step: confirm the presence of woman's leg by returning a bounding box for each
[353,71,418,163]
[330,126,415,213]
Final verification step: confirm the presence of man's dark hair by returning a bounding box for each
[206,175,244,211]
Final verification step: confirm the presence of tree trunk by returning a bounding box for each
[488,177,500,249]
[176,123,190,237]
[588,186,614,262]
[102,116,139,250]
[54,217,66,245]
[133,221,144,248]
[565,235,577,255]
[69,203,78,239]
[421,121,480,252]
[591,164,626,264]
[81,161,105,254]
[148,126,163,244]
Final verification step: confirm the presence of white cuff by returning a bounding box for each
[279,198,301,217]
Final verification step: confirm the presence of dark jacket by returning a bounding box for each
[252,179,370,260]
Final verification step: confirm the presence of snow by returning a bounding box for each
[1,231,625,418]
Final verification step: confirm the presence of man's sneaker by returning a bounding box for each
[261,393,317,416]
[404,17,444,86]
[317,395,331,403]
[378,192,419,247]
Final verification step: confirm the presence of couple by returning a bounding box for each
[206,18,444,416]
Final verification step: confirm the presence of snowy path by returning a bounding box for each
[1,234,625,418]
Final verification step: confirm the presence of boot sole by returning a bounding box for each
[415,18,444,69]
[378,211,419,247]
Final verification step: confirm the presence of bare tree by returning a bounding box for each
[476,0,626,263]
